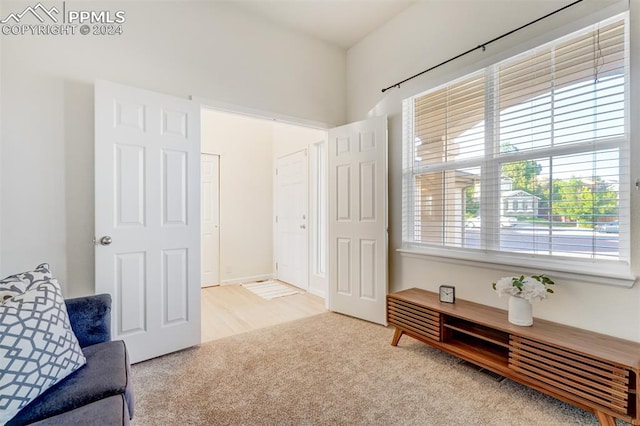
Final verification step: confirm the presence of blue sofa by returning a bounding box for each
[6,294,134,425]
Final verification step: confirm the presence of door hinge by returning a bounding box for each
[275,168,278,176]
[275,216,278,223]
[275,262,278,270]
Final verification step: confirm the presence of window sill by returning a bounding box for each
[398,246,636,288]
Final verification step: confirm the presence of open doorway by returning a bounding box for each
[199,107,328,342]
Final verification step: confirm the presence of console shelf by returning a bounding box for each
[444,318,510,348]
[387,288,640,426]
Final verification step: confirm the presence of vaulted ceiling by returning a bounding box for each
[228,0,416,49]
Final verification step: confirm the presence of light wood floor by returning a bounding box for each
[201,283,326,343]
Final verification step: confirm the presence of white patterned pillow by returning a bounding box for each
[0,263,53,302]
[0,277,24,304]
[0,278,86,424]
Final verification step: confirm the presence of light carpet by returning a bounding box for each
[242,280,301,300]
[131,312,614,426]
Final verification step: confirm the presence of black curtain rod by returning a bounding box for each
[381,0,584,93]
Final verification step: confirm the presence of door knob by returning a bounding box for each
[300,224,306,229]
[100,236,113,246]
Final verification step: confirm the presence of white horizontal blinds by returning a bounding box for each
[498,19,625,154]
[553,19,625,145]
[495,15,627,260]
[411,73,484,247]
[414,73,485,167]
[403,12,628,264]
[401,98,413,243]
[498,49,553,154]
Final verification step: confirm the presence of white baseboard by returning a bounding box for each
[220,274,274,286]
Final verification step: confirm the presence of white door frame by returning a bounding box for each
[308,141,328,299]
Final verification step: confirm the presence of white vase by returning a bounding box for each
[508,295,533,326]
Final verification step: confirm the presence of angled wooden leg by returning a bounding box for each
[391,327,404,346]
[594,410,616,426]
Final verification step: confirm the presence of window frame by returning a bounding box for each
[400,12,633,287]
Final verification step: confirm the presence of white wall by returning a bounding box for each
[273,122,328,297]
[347,0,640,340]
[0,1,346,296]
[202,110,274,284]
[273,123,327,159]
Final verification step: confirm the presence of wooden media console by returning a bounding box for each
[387,288,640,425]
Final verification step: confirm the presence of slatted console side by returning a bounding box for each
[387,296,441,342]
[510,335,632,416]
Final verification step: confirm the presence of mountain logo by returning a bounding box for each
[1,2,60,24]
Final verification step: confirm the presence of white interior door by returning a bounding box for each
[95,80,201,363]
[275,149,308,289]
[201,154,220,287]
[328,116,387,325]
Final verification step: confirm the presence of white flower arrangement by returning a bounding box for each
[492,274,555,303]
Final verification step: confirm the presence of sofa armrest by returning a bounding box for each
[65,294,112,348]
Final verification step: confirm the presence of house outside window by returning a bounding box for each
[401,13,630,281]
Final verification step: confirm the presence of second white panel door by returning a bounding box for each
[276,149,308,289]
[95,80,201,363]
[328,116,388,325]
[201,154,220,287]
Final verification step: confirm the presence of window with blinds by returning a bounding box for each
[402,13,629,271]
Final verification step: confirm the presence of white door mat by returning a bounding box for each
[242,280,301,300]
